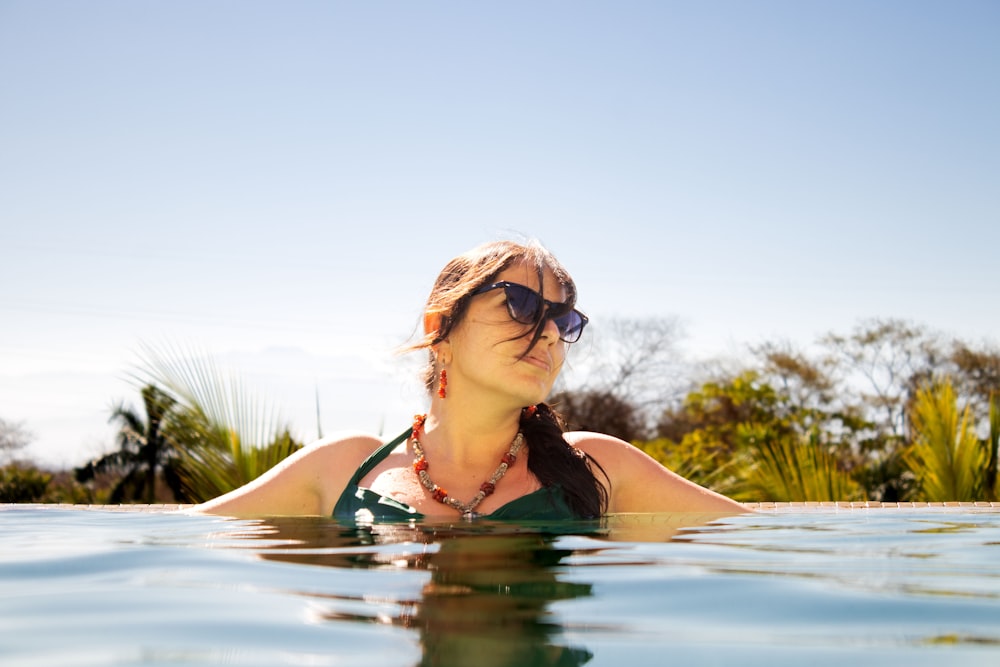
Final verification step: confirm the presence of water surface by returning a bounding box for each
[2,506,1000,666]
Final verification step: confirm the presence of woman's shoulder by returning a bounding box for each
[300,428,413,480]
[563,430,625,444]
[562,430,635,460]
[562,430,747,514]
[563,429,707,482]
[301,430,390,458]
[192,430,395,517]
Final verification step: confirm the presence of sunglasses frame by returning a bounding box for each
[471,281,589,343]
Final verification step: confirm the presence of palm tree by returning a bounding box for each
[76,384,183,503]
[133,342,301,502]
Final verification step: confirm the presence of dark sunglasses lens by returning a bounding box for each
[554,311,585,342]
[504,284,542,324]
[501,282,586,342]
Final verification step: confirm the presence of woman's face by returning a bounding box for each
[444,262,570,407]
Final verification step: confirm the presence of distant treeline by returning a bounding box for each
[555,318,999,503]
[2,318,998,504]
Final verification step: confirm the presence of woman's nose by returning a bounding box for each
[540,315,561,341]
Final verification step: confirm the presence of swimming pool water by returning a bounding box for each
[2,506,1000,666]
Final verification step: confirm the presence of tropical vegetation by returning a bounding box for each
[556,318,1000,503]
[127,343,302,502]
[68,344,300,504]
[75,385,182,503]
[4,318,999,504]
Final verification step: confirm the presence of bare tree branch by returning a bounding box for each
[0,418,34,462]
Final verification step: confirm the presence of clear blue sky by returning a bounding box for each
[2,1,998,467]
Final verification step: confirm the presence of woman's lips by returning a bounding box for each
[523,354,551,373]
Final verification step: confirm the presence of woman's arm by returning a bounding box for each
[191,432,382,518]
[567,431,748,515]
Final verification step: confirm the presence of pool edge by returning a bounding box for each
[4,501,1000,513]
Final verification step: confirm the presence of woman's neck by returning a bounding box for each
[421,397,525,470]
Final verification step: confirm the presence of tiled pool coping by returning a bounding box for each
[1,503,193,512]
[746,501,1000,511]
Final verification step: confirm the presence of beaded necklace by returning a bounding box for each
[410,413,525,520]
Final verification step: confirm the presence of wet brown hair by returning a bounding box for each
[405,239,608,518]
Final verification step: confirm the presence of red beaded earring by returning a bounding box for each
[438,369,448,399]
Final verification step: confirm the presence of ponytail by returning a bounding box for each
[519,402,608,518]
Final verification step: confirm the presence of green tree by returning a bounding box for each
[0,463,51,502]
[76,385,183,503]
[652,370,861,501]
[657,370,792,460]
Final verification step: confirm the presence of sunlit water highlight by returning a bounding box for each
[3,506,1000,666]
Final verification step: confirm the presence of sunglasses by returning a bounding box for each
[471,281,589,343]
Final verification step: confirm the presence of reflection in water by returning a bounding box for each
[8,509,1000,665]
[236,519,604,667]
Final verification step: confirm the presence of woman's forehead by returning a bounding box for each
[494,262,569,301]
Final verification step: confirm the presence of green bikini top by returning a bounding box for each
[332,429,578,523]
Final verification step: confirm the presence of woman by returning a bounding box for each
[195,240,745,520]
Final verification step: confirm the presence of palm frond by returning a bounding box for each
[736,425,863,502]
[131,341,300,502]
[905,379,985,501]
[108,401,147,452]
